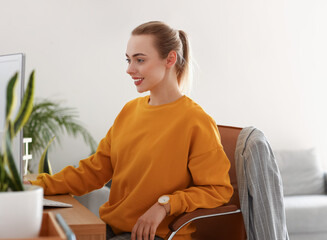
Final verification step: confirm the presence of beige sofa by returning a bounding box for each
[274,149,327,240]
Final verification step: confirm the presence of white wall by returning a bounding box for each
[1,0,327,172]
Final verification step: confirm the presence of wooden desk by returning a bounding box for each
[44,195,106,240]
[25,174,106,240]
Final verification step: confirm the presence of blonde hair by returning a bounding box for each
[132,21,193,94]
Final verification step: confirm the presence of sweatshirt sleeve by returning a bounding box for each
[168,116,233,216]
[31,128,113,196]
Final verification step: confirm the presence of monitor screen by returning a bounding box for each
[0,53,25,179]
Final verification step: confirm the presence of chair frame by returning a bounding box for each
[167,205,241,240]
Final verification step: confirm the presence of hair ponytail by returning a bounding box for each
[177,30,192,94]
[132,21,193,94]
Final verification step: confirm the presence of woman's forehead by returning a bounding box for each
[126,35,158,57]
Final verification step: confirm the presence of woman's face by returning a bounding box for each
[126,35,167,93]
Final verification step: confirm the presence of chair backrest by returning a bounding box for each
[190,125,246,240]
[218,125,242,209]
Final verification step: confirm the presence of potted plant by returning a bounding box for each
[0,71,43,238]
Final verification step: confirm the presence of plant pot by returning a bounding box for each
[0,184,43,238]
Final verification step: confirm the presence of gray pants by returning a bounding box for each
[106,225,164,240]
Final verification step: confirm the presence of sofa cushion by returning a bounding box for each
[274,149,324,196]
[284,195,327,234]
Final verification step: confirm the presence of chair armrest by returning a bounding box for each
[169,204,240,232]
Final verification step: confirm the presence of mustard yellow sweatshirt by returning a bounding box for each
[32,95,233,239]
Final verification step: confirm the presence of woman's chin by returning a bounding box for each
[136,87,148,93]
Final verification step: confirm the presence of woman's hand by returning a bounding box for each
[23,180,32,185]
[23,176,32,185]
[131,202,168,240]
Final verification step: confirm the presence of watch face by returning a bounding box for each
[159,195,170,204]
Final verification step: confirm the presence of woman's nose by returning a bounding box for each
[126,63,135,75]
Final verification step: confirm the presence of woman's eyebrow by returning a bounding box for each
[125,53,147,58]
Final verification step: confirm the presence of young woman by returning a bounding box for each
[30,21,233,240]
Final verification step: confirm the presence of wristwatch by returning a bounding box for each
[158,195,170,215]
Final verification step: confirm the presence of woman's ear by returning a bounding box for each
[166,51,177,68]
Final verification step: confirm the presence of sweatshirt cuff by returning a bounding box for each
[168,193,183,216]
[30,173,49,194]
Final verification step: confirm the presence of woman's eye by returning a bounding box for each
[137,59,144,63]
[126,58,131,64]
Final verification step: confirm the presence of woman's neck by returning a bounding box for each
[148,79,183,106]
[147,67,183,106]
[148,90,183,106]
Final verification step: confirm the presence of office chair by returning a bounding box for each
[165,125,289,240]
[165,125,247,240]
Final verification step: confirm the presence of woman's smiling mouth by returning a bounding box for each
[133,78,144,86]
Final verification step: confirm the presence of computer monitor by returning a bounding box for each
[0,53,25,179]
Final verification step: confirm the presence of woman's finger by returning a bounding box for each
[149,225,157,240]
[143,224,151,240]
[131,222,139,240]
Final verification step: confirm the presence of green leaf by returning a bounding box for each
[5,72,19,123]
[0,154,9,191]
[43,151,51,174]
[3,124,24,191]
[13,71,35,137]
[38,136,55,174]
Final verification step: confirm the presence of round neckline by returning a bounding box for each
[143,95,187,109]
